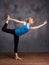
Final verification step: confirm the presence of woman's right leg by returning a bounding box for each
[2,23,14,34]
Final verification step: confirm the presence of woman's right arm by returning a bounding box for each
[30,20,47,30]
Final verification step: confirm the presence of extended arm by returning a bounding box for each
[10,18,25,24]
[30,20,47,30]
[7,15,26,24]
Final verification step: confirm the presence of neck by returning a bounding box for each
[27,23,30,27]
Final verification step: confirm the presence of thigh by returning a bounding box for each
[14,34,19,44]
[5,29,15,34]
[14,34,19,48]
[14,34,19,52]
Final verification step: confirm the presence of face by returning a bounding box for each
[29,18,34,24]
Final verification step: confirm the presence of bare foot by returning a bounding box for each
[15,56,22,61]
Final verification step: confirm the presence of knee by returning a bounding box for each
[2,27,6,32]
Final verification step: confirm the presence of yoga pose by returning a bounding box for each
[2,15,47,61]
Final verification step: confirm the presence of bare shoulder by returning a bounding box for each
[20,21,26,25]
[23,21,26,25]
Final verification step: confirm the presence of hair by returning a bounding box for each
[26,17,32,23]
[26,18,29,23]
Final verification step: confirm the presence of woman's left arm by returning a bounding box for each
[7,15,26,24]
[30,20,47,30]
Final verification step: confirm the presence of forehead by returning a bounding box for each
[29,18,33,21]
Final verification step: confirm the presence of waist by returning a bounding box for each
[15,28,30,36]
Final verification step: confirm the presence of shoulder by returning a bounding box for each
[24,22,26,25]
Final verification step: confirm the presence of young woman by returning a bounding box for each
[2,15,47,61]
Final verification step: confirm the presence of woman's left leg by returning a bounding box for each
[14,34,22,61]
[14,34,19,52]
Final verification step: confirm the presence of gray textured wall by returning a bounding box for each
[0,0,49,52]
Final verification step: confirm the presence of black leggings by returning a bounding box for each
[2,23,19,52]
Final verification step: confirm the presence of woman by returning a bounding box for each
[2,15,47,60]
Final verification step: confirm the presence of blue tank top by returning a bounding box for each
[15,24,30,36]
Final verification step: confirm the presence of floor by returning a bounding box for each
[0,53,49,65]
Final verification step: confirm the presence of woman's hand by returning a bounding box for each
[43,20,47,25]
[30,20,47,30]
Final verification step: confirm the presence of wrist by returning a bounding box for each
[10,18,12,20]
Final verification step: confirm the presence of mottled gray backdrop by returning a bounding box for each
[0,0,49,52]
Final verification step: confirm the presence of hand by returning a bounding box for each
[7,15,11,21]
[44,20,47,25]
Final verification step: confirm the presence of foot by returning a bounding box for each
[6,15,10,23]
[15,56,22,61]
